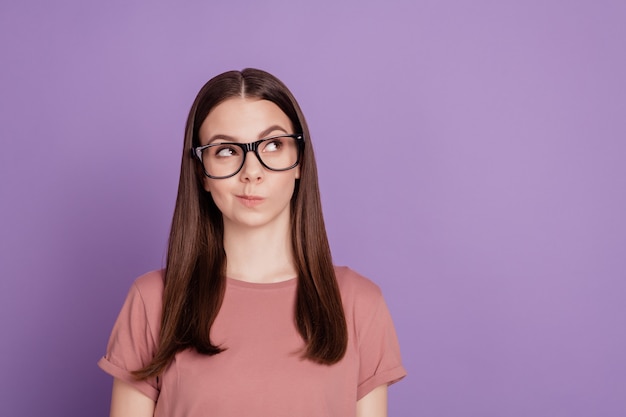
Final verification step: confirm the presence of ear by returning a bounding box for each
[203,177,211,192]
[295,165,301,180]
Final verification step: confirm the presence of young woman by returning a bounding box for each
[98,68,406,417]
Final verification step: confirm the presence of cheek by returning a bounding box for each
[281,175,298,199]
[204,179,233,208]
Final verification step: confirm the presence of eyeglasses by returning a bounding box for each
[192,134,304,179]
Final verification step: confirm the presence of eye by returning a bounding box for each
[262,138,283,153]
[213,144,240,158]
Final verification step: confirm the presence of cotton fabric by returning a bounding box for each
[98,266,406,416]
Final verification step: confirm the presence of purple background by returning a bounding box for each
[1,1,625,416]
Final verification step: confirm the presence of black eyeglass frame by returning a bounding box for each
[192,133,305,179]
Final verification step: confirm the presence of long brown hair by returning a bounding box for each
[133,68,347,379]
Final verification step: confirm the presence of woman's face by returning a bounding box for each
[198,97,300,232]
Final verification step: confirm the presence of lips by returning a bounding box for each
[236,195,265,208]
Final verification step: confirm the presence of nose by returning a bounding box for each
[240,150,264,183]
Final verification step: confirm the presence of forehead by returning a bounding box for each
[198,97,293,143]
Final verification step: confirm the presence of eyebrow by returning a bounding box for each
[206,125,290,144]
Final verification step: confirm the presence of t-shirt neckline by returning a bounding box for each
[226,276,298,290]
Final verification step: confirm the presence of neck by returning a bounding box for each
[223,219,297,284]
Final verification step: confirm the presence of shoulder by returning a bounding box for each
[334,265,384,307]
[125,269,165,320]
[334,266,396,345]
[132,269,165,299]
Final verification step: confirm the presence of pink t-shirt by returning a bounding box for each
[98,266,406,416]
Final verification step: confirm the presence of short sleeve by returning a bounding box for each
[97,273,163,401]
[356,292,407,400]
